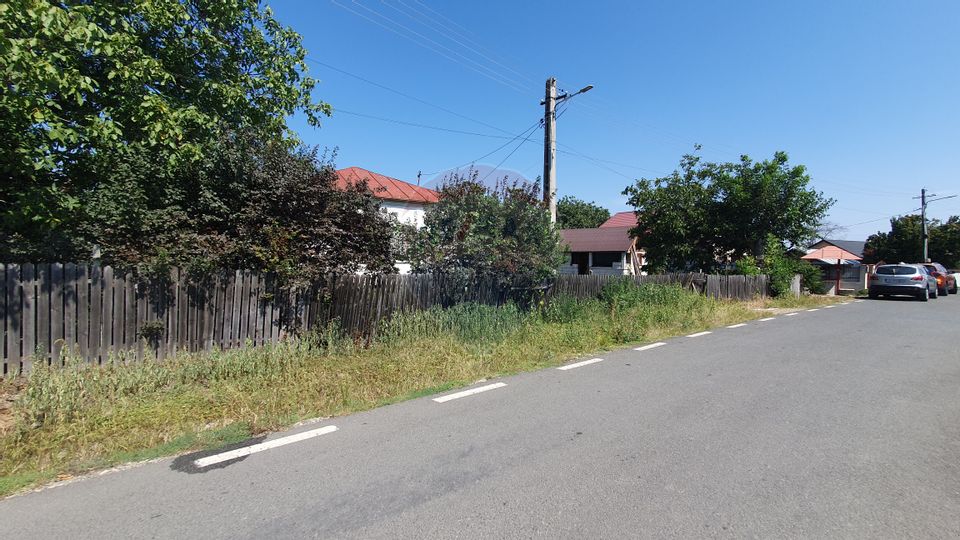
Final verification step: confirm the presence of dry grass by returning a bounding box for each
[1,282,761,497]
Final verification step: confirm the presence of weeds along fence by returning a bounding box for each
[0,264,769,374]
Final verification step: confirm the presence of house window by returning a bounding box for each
[591,252,622,267]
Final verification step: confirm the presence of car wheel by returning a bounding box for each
[868,292,879,300]
[939,287,948,297]
[930,287,938,299]
[919,288,929,302]
[951,284,958,294]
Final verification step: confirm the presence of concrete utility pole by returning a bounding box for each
[541,78,593,224]
[913,188,957,262]
[543,77,558,223]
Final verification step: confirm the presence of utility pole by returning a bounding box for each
[543,77,557,223]
[920,188,928,262]
[913,188,957,262]
[541,78,592,224]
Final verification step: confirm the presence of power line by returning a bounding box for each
[481,124,537,182]
[305,57,514,136]
[330,0,531,94]
[334,108,524,139]
[382,0,539,89]
[421,119,543,176]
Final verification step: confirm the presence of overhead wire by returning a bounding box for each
[330,0,532,94]
[421,119,543,177]
[480,123,538,182]
[305,57,515,136]
[333,108,524,139]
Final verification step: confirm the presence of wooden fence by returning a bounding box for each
[0,265,769,374]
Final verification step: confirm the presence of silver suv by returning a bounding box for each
[868,263,938,301]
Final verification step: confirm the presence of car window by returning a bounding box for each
[876,266,917,275]
[923,265,938,273]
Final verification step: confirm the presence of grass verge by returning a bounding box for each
[0,282,837,497]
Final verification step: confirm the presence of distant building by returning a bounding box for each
[335,166,440,273]
[803,239,868,294]
[599,211,638,228]
[558,227,645,276]
[334,166,439,228]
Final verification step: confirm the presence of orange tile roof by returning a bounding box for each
[600,211,637,228]
[335,167,440,204]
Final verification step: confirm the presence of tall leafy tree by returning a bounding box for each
[408,171,564,287]
[864,214,960,268]
[557,196,610,229]
[1,0,328,256]
[623,151,833,271]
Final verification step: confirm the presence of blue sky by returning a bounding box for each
[268,0,960,241]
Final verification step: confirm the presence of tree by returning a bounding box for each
[407,171,565,287]
[623,151,833,271]
[864,214,960,268]
[64,132,397,284]
[557,196,610,229]
[1,0,328,254]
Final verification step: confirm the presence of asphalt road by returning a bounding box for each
[2,296,959,538]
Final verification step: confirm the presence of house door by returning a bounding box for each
[571,252,590,275]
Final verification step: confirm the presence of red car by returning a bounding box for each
[922,262,957,296]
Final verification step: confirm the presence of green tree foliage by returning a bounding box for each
[407,171,565,287]
[734,235,823,296]
[556,195,610,229]
[864,214,960,268]
[1,0,328,251]
[623,151,833,272]
[75,133,396,283]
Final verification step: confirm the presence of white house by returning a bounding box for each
[335,166,439,273]
[335,166,439,228]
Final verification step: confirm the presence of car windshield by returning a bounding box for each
[876,266,917,275]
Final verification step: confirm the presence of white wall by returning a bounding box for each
[383,200,431,275]
[382,200,429,228]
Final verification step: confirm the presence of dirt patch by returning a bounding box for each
[0,379,24,435]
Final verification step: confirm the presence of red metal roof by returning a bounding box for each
[600,211,637,228]
[335,167,440,204]
[560,227,635,252]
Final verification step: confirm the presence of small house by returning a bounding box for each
[335,166,439,273]
[335,166,439,228]
[803,239,868,294]
[559,227,645,276]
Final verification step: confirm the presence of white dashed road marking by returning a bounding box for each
[193,425,338,468]
[634,342,667,351]
[785,313,798,317]
[687,331,712,338]
[433,382,507,403]
[726,323,747,329]
[557,358,604,370]
[854,299,865,303]
[807,308,819,312]
[759,317,776,322]
[824,305,835,309]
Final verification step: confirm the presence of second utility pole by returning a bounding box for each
[920,188,928,262]
[543,77,557,223]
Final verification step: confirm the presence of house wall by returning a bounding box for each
[560,251,633,276]
[382,200,431,274]
[382,200,429,228]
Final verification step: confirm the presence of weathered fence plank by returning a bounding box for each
[3,266,772,372]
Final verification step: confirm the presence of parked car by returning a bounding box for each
[952,270,960,291]
[921,262,956,296]
[868,263,938,301]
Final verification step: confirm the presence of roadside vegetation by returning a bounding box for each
[0,281,842,497]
